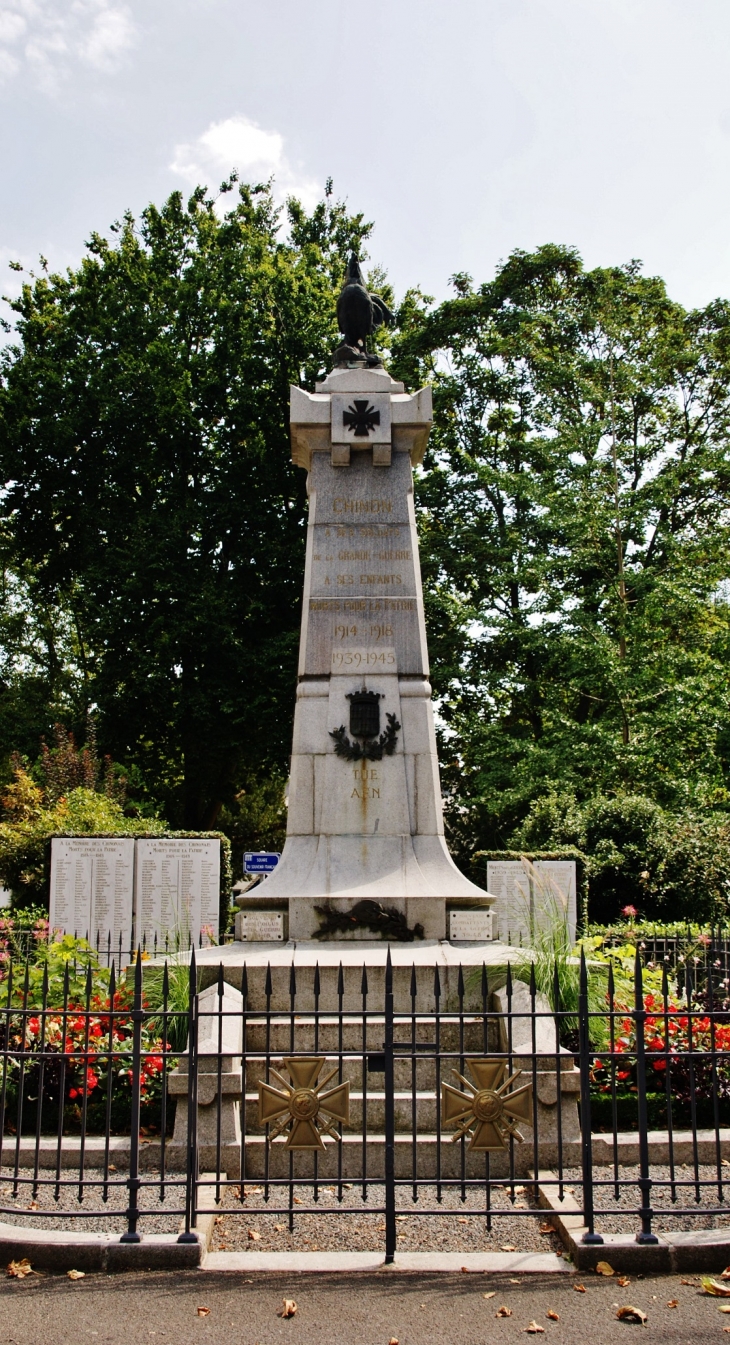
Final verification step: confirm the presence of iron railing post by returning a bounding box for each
[578,948,603,1244]
[634,949,658,1243]
[121,952,144,1242]
[384,946,396,1264]
[178,950,199,1244]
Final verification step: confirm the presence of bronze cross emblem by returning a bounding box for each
[342,400,380,437]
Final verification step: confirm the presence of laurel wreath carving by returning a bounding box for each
[329,712,401,762]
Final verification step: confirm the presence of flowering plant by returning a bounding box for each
[0,937,181,1132]
[590,991,730,1102]
[13,985,172,1109]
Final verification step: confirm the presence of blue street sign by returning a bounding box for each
[243,851,281,874]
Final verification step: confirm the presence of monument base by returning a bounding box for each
[189,937,525,1011]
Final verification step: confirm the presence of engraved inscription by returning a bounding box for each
[332,498,392,515]
[331,647,396,671]
[351,766,380,800]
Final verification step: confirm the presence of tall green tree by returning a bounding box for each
[393,246,730,911]
[0,181,370,827]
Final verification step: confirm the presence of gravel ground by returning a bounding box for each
[562,1165,730,1235]
[0,1162,726,1246]
[0,1167,187,1235]
[208,1181,564,1254]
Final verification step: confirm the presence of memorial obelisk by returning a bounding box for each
[236,258,493,942]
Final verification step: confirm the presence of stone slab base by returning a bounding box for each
[185,939,526,1011]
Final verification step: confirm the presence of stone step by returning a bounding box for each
[184,1132,566,1180]
[188,948,520,1014]
[242,1090,442,1133]
[237,1057,507,1092]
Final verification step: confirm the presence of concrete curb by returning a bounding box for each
[201,1250,572,1273]
[0,1174,221,1274]
[533,1169,730,1273]
[0,1221,204,1272]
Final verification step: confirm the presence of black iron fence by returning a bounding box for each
[0,947,727,1261]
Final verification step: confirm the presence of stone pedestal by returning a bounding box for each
[235,365,492,944]
[169,981,243,1152]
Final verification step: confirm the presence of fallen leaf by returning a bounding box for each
[278,1301,297,1319]
[196,1307,210,1318]
[719,1307,730,1314]
[500,1244,517,1252]
[247,1229,261,1242]
[274,1224,287,1232]
[496,1307,512,1318]
[509,1279,521,1285]
[596,1261,615,1276]
[618,1278,630,1288]
[680,1279,697,1285]
[666,1299,678,1308]
[388,1339,399,1345]
[701,1277,730,1297]
[483,1291,497,1300]
[292,1196,303,1205]
[573,1284,586,1293]
[723,1329,730,1334]
[461,1267,469,1273]
[108,1164,117,1172]
[458,1217,469,1224]
[616,1306,647,1325]
[546,1311,560,1321]
[7,1260,34,1278]
[525,1322,545,1334]
[539,1223,554,1235]
[723,1267,730,1279]
[67,1269,85,1280]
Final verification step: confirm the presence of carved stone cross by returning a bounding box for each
[342,399,381,437]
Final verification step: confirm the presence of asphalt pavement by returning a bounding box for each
[0,1269,724,1344]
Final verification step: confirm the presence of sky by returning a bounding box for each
[3,0,730,313]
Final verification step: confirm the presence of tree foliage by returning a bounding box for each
[392,245,730,918]
[0,181,370,828]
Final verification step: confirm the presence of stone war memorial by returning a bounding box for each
[179,260,581,1183]
[198,256,525,1000]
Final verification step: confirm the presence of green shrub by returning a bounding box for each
[0,769,164,909]
[513,791,730,923]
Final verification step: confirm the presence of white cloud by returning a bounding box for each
[0,9,24,42]
[170,115,321,210]
[78,3,135,70]
[0,0,135,88]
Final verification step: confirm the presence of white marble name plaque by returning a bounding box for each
[449,910,494,942]
[238,911,284,942]
[135,839,220,948]
[487,860,577,946]
[49,837,135,949]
